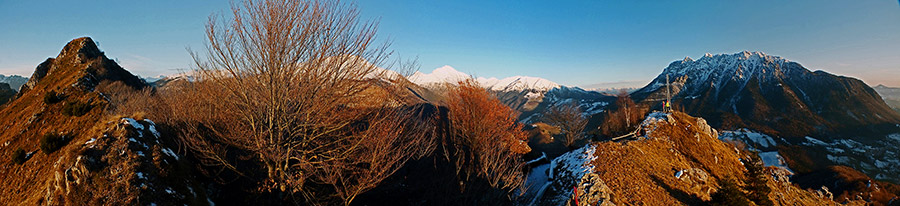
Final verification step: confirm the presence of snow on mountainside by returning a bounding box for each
[408,65,560,92]
[639,51,797,100]
[476,76,560,91]
[632,51,900,138]
[408,65,470,86]
[0,74,28,91]
[874,84,900,113]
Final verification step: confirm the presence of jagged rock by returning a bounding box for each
[20,37,145,95]
[43,117,202,205]
[694,117,717,139]
[567,173,615,206]
[814,186,834,201]
[22,59,54,93]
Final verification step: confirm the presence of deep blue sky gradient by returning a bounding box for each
[1,0,898,87]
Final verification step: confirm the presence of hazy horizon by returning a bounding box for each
[1,1,899,88]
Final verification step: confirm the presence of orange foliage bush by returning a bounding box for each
[444,80,530,195]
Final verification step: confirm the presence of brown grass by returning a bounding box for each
[589,112,849,205]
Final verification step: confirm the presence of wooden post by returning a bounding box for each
[665,74,671,113]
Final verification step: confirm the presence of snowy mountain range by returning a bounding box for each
[632,51,900,138]
[0,74,27,91]
[874,84,900,113]
[408,65,560,92]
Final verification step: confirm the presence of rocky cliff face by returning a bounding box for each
[43,117,205,205]
[20,37,145,96]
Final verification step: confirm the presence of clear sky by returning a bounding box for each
[1,0,899,88]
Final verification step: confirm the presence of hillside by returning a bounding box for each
[528,112,863,205]
[632,51,900,138]
[0,83,14,105]
[0,37,203,205]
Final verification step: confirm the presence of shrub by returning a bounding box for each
[543,102,588,148]
[708,178,751,206]
[444,80,531,201]
[40,133,71,154]
[11,148,26,164]
[43,91,64,104]
[170,0,431,204]
[744,152,774,206]
[62,101,93,116]
[600,91,647,137]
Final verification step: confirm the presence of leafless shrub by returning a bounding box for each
[443,80,531,199]
[158,0,431,205]
[97,81,158,116]
[544,101,588,148]
[601,90,647,137]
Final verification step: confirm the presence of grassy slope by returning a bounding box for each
[588,112,854,205]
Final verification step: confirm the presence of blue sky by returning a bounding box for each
[1,1,899,87]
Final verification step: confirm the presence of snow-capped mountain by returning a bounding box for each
[476,76,560,92]
[632,51,900,138]
[408,65,471,87]
[0,74,27,91]
[873,84,900,113]
[630,51,900,186]
[407,65,616,126]
[408,65,560,92]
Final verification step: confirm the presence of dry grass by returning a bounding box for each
[588,112,850,205]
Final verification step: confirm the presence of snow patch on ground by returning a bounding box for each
[803,136,827,145]
[161,147,180,160]
[543,144,597,204]
[523,163,551,202]
[641,112,669,127]
[122,118,144,131]
[719,128,778,148]
[144,119,160,139]
[827,155,852,165]
[553,145,597,181]
[887,133,900,142]
[759,151,791,172]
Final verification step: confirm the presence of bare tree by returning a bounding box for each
[443,80,531,198]
[601,90,646,137]
[166,0,432,205]
[544,102,588,148]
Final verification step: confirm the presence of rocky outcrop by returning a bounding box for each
[20,37,145,96]
[568,173,615,206]
[44,117,206,205]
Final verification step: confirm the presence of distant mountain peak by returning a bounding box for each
[634,51,900,138]
[408,65,470,86]
[476,76,560,92]
[21,37,145,94]
[408,65,560,91]
[660,51,796,85]
[59,37,103,61]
